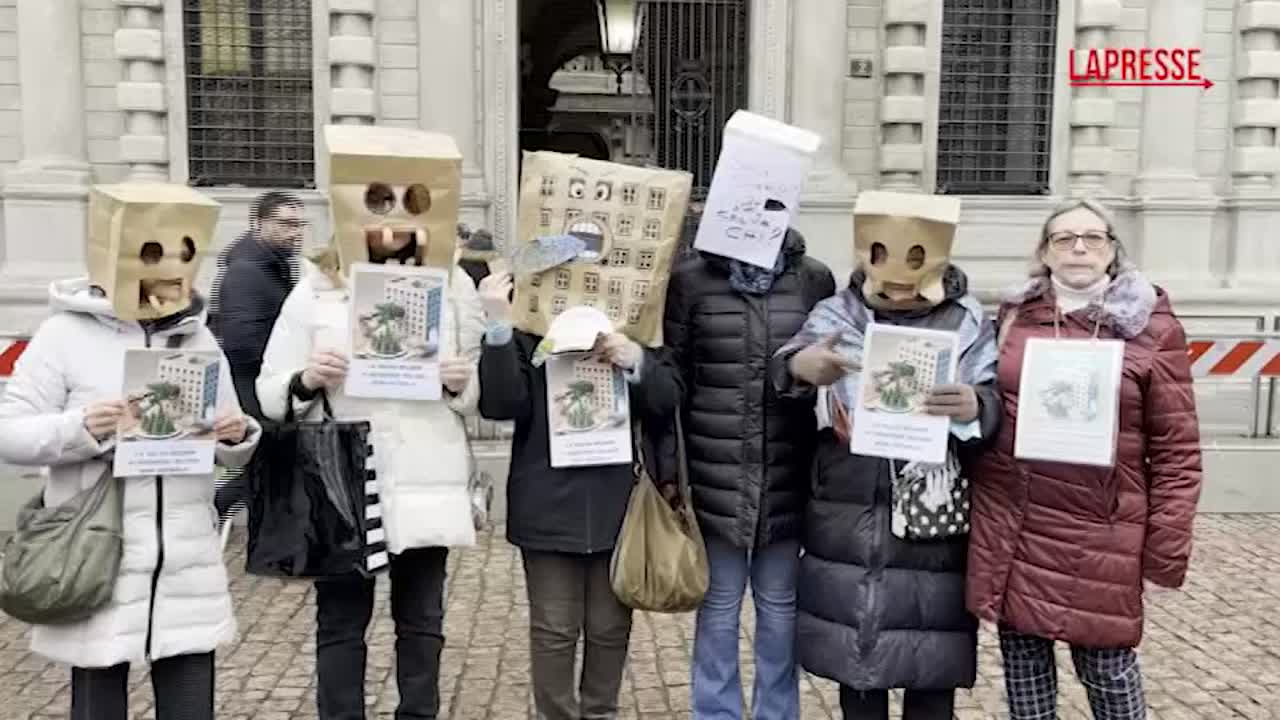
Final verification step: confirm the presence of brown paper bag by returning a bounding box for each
[853,190,960,307]
[511,151,692,347]
[87,183,221,321]
[324,124,462,272]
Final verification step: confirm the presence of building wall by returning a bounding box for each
[83,0,125,183]
[378,0,419,129]
[843,0,880,192]
[0,0,18,174]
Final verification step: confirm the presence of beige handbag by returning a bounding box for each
[609,415,708,613]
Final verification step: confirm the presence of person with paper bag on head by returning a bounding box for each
[255,124,485,720]
[966,199,1202,720]
[0,183,259,720]
[642,110,836,720]
[771,190,1001,719]
[477,150,687,720]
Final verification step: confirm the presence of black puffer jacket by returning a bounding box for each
[479,329,682,554]
[773,267,1001,691]
[662,229,835,549]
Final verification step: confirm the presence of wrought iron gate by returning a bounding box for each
[631,0,751,253]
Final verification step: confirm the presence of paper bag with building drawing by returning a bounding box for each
[324,124,463,272]
[87,183,221,321]
[511,150,693,346]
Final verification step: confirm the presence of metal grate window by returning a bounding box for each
[183,0,315,188]
[936,0,1059,195]
[634,0,751,200]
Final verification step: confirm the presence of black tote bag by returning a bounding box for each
[244,392,389,579]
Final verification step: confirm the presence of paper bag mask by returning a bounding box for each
[512,151,692,346]
[694,110,821,269]
[853,190,960,309]
[87,183,221,321]
[324,124,462,271]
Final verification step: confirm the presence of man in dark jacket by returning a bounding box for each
[773,191,1000,719]
[476,270,682,720]
[653,226,834,719]
[209,191,305,521]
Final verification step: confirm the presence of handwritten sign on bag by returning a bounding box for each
[694,111,821,269]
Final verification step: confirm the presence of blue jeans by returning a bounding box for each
[691,536,801,720]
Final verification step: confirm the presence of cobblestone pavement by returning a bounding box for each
[2,514,1279,719]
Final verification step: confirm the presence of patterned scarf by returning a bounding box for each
[727,248,788,295]
[775,267,999,539]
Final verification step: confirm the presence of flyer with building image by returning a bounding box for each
[1014,338,1124,467]
[545,352,632,468]
[850,323,960,464]
[346,262,449,401]
[114,349,221,477]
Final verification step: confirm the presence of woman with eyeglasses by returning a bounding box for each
[966,199,1203,719]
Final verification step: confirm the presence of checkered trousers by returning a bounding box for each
[998,625,1147,720]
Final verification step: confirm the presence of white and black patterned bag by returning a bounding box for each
[890,453,971,540]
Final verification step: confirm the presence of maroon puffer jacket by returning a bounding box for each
[967,269,1203,649]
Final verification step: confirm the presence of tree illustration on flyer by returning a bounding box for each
[346,262,449,401]
[114,349,221,477]
[546,352,632,468]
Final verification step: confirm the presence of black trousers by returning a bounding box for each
[315,546,448,720]
[70,652,214,720]
[839,686,956,720]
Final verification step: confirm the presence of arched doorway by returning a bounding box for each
[518,0,751,201]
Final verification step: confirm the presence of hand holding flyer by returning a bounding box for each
[850,323,960,464]
[346,262,450,401]
[113,349,222,477]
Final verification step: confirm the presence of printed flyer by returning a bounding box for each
[1014,338,1124,467]
[850,323,960,464]
[546,352,632,468]
[346,262,449,401]
[114,349,220,477]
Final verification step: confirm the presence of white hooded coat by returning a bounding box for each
[0,279,260,668]
[256,259,484,552]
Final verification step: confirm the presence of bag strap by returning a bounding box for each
[997,307,1018,350]
[630,409,690,496]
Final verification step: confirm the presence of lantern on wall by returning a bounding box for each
[596,0,641,94]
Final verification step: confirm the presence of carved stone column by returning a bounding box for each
[1133,0,1218,290]
[1068,0,1121,194]
[115,0,169,182]
[879,1,929,190]
[789,0,857,280]
[1231,0,1280,288]
[0,0,93,328]
[419,4,484,200]
[330,0,376,125]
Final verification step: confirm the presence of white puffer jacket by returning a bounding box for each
[0,279,260,668]
[256,259,484,551]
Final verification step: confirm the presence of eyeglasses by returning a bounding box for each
[1046,230,1111,251]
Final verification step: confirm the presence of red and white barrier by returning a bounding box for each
[1187,339,1280,378]
[0,337,27,379]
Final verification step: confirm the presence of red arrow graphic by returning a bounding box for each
[1070,78,1213,89]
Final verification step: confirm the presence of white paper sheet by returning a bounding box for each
[546,352,633,468]
[113,349,221,477]
[1014,338,1124,467]
[850,323,960,464]
[345,262,448,401]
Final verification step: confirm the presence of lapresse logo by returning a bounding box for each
[1068,47,1213,89]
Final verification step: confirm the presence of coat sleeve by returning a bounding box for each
[630,346,682,420]
[216,260,274,372]
[446,265,485,417]
[640,268,692,413]
[478,329,535,423]
[256,279,317,422]
[1141,317,1203,588]
[0,318,110,466]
